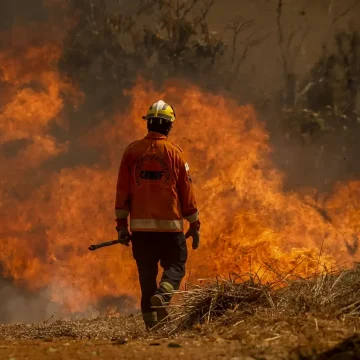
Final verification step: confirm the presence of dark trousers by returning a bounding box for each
[131,231,187,315]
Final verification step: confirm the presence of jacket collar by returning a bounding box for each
[145,131,168,140]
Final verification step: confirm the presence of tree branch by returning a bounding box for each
[276,0,289,76]
[290,24,310,69]
[227,17,253,66]
[182,0,199,19]
[194,0,216,25]
[332,0,360,24]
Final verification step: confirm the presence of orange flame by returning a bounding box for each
[0,29,359,316]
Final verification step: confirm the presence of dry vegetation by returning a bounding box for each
[2,266,360,358]
[162,264,360,331]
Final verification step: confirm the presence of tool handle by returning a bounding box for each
[88,236,133,251]
[88,240,121,251]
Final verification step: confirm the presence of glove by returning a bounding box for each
[117,227,131,246]
[185,220,200,250]
[116,218,131,247]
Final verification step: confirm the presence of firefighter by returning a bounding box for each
[115,100,200,329]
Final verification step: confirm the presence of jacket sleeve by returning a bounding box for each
[177,152,199,223]
[115,148,131,221]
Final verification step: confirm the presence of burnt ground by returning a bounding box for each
[1,314,360,360]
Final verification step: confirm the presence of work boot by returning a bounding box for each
[150,294,169,323]
[142,311,158,330]
[145,321,157,331]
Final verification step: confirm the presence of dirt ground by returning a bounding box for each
[1,314,360,360]
[0,338,257,360]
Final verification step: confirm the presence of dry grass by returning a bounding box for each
[159,264,360,333]
[0,315,146,341]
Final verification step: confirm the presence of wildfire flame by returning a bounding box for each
[1,23,359,317]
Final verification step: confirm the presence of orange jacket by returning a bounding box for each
[115,131,199,232]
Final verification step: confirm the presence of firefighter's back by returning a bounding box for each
[126,133,184,232]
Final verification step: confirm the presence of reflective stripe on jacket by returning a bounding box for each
[115,131,199,232]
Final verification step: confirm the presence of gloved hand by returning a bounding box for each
[185,220,200,250]
[116,218,131,247]
[117,227,131,246]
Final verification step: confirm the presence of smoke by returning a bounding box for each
[0,275,137,324]
[0,0,46,29]
[0,275,56,324]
